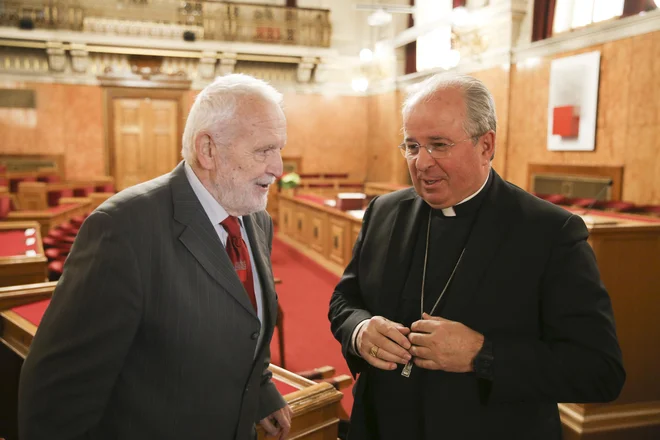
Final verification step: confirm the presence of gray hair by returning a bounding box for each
[402,74,497,140]
[181,74,284,166]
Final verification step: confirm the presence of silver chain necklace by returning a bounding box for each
[401,209,466,378]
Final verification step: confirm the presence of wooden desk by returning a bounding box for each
[0,283,343,440]
[277,193,363,276]
[559,211,660,440]
[0,222,47,288]
[4,201,91,233]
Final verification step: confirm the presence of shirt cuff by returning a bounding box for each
[350,319,369,357]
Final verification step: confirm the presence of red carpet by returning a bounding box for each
[269,237,353,416]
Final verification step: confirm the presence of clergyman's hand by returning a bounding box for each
[357,316,412,371]
[408,313,484,373]
[259,405,293,440]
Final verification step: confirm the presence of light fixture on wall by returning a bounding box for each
[366,9,393,27]
[351,42,396,92]
[359,48,374,63]
[351,77,369,92]
[356,3,415,27]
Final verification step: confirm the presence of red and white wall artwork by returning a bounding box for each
[547,51,601,151]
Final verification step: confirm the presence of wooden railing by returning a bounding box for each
[0,0,332,48]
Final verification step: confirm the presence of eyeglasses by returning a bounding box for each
[398,134,483,159]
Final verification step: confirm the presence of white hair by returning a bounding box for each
[402,74,497,139]
[181,73,284,166]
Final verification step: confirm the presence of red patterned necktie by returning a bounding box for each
[220,216,257,312]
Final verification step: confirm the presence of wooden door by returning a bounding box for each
[113,98,178,190]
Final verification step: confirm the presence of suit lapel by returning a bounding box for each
[243,215,277,332]
[441,171,519,321]
[170,163,257,317]
[379,193,427,319]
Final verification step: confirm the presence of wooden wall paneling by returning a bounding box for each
[283,93,368,181]
[105,87,185,191]
[279,197,294,236]
[507,30,660,205]
[328,217,349,267]
[308,209,328,255]
[293,205,307,243]
[148,99,179,181]
[0,83,104,180]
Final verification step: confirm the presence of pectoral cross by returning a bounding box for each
[401,360,414,377]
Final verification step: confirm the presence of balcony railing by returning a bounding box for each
[0,0,332,48]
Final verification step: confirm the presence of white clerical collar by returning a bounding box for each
[441,171,490,217]
[183,161,243,227]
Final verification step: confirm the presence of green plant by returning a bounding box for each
[279,172,300,189]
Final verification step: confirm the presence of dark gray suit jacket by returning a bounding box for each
[329,170,625,439]
[19,162,285,440]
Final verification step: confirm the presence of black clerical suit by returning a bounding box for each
[329,170,625,440]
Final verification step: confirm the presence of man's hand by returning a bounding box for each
[408,313,484,372]
[357,316,412,370]
[259,405,293,440]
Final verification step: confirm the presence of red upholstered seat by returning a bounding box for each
[38,174,61,183]
[596,201,637,212]
[47,189,74,207]
[95,183,115,193]
[566,197,596,208]
[70,214,87,227]
[0,195,12,219]
[42,236,72,252]
[323,173,349,178]
[629,205,660,217]
[57,222,78,235]
[42,236,57,248]
[48,260,64,281]
[45,248,67,262]
[48,229,65,239]
[74,186,95,197]
[298,173,322,179]
[535,193,568,205]
[59,235,76,245]
[9,176,36,193]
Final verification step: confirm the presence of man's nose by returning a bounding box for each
[268,151,284,177]
[415,147,436,171]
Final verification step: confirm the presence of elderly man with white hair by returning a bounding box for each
[19,74,292,440]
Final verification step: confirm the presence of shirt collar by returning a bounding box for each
[184,162,242,227]
[441,170,490,217]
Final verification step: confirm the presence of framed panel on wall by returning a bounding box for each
[282,156,302,174]
[547,51,601,152]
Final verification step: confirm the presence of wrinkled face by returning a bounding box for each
[403,88,493,209]
[210,98,286,216]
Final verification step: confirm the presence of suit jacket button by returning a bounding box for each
[251,332,259,340]
[244,386,249,394]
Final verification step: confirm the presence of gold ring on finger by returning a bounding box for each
[369,345,380,358]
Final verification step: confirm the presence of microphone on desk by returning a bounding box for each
[581,179,613,216]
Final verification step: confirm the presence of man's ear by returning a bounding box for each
[195,132,215,170]
[481,130,496,163]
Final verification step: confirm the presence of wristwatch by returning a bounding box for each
[472,337,494,381]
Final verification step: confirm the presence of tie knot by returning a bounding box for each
[221,215,242,237]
